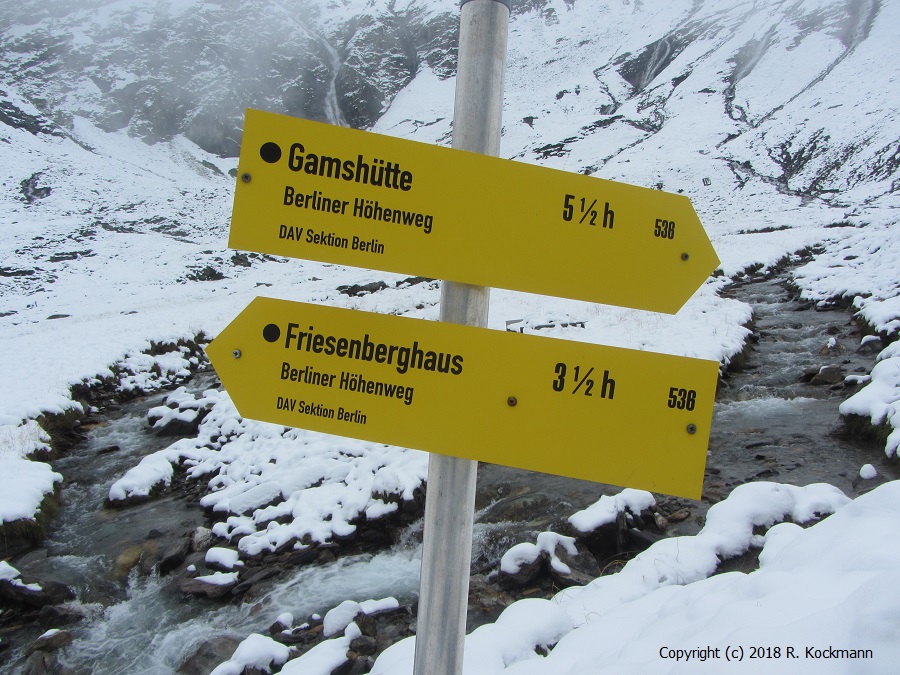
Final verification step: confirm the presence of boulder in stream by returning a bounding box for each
[21,650,75,675]
[177,634,243,675]
[26,629,73,655]
[37,604,86,629]
[0,563,75,608]
[159,537,192,575]
[191,526,214,552]
[178,571,240,599]
[809,364,844,385]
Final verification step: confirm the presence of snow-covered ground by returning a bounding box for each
[368,481,900,675]
[207,480,900,675]
[1,0,899,672]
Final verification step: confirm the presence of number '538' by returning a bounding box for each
[668,387,696,410]
[654,218,675,239]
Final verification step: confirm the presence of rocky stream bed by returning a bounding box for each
[1,267,897,674]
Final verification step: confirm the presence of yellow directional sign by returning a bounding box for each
[207,297,719,499]
[230,109,720,314]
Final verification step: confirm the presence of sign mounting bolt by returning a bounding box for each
[241,172,252,183]
[687,423,697,434]
[233,349,242,359]
[681,252,690,261]
[507,396,518,407]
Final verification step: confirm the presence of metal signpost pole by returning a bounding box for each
[412,1,510,674]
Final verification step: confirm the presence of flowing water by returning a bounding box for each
[58,549,422,673]
[701,275,900,524]
[6,373,424,673]
[5,271,897,672]
[476,274,897,544]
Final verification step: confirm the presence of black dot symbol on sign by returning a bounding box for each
[262,323,281,343]
[259,142,282,164]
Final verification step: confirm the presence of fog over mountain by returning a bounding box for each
[0,0,459,154]
[0,0,895,216]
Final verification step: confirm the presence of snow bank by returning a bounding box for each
[148,386,222,430]
[859,464,878,480]
[116,346,198,394]
[506,482,898,675]
[0,420,51,458]
[500,543,542,576]
[792,223,900,318]
[858,296,900,338]
[107,448,178,502]
[205,547,243,570]
[568,488,656,533]
[323,597,400,637]
[839,341,900,457]
[209,633,291,675]
[789,222,900,457]
[193,571,239,586]
[0,421,61,523]
[500,533,578,576]
[108,391,428,554]
[0,561,41,592]
[0,420,61,523]
[372,481,855,674]
[280,622,362,675]
[323,600,367,638]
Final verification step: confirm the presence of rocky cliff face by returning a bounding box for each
[0,0,460,155]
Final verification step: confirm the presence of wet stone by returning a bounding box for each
[22,650,75,675]
[809,364,844,385]
[666,508,691,523]
[856,337,883,355]
[150,410,206,437]
[269,617,292,635]
[349,635,378,656]
[549,540,602,587]
[0,578,75,608]
[37,604,86,629]
[353,612,377,638]
[111,544,144,580]
[159,537,192,575]
[26,629,73,655]
[178,575,238,599]
[273,629,313,646]
[177,635,243,675]
[496,550,544,590]
[191,526,213,552]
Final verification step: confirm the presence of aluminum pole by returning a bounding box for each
[413,2,510,674]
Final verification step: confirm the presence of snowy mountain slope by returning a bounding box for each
[382,0,898,220]
[4,0,896,216]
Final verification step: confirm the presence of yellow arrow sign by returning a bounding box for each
[206,297,719,499]
[229,109,720,314]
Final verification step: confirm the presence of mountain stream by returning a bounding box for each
[4,270,897,673]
